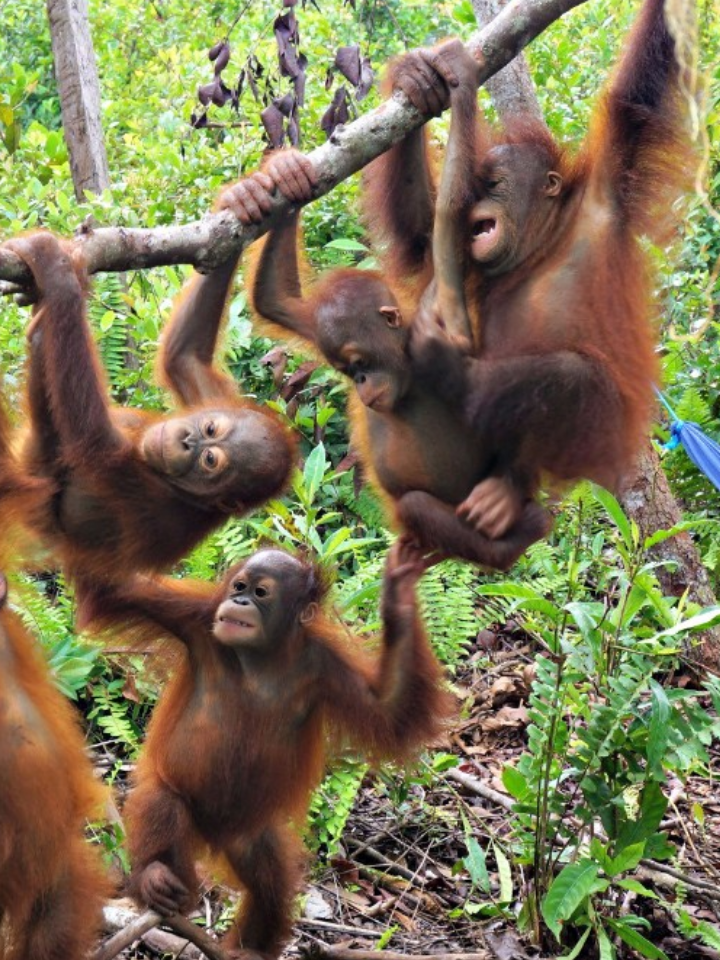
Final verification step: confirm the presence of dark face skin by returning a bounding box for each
[212,550,312,650]
[140,408,287,502]
[316,284,412,413]
[468,144,563,275]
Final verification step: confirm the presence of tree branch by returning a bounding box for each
[0,0,589,285]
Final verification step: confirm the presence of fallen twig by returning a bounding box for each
[640,858,720,898]
[307,945,491,960]
[0,0,589,284]
[95,909,159,960]
[96,905,229,960]
[445,767,514,810]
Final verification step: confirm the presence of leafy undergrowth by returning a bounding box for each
[101,627,720,960]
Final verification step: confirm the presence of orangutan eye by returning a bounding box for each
[205,421,217,438]
[203,450,218,469]
[255,585,268,598]
[233,580,246,593]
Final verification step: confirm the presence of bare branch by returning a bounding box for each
[0,0,589,285]
[96,907,230,960]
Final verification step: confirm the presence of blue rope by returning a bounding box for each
[654,387,683,450]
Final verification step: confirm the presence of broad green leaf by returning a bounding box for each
[607,841,645,876]
[463,837,490,892]
[565,600,602,636]
[475,583,542,599]
[597,923,616,960]
[324,237,368,252]
[616,879,660,900]
[515,598,563,619]
[452,0,476,25]
[617,782,667,851]
[502,764,529,800]
[606,918,670,959]
[592,485,634,549]
[652,606,720,640]
[321,527,350,559]
[303,443,327,504]
[493,843,513,903]
[647,679,671,774]
[542,860,602,939]
[560,926,591,959]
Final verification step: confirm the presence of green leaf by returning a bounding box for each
[560,926,591,959]
[302,443,327,504]
[542,861,603,939]
[592,485,634,548]
[452,0,476,25]
[647,679,671,774]
[689,918,720,949]
[597,922,616,960]
[463,837,490,892]
[652,606,720,640]
[502,764,529,800]
[606,841,645,876]
[615,879,660,900]
[565,600,602,636]
[475,582,543,599]
[324,237,368,252]
[493,843,513,903]
[605,918,670,959]
[617,782,667,851]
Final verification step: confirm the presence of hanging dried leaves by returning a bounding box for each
[321,85,350,139]
[189,4,373,144]
[330,44,374,101]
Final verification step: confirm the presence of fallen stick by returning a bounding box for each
[96,905,230,960]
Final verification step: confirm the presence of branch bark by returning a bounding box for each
[471,0,547,124]
[0,0,589,286]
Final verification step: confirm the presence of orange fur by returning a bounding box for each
[0,581,109,959]
[84,552,451,958]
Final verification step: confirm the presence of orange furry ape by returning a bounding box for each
[0,571,108,960]
[360,0,690,547]
[85,543,450,959]
[0,176,295,583]
[231,0,689,570]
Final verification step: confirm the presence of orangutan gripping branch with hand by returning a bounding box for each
[0,174,296,584]
[363,0,691,547]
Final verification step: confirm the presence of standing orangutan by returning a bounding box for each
[0,174,295,582]
[361,0,691,546]
[0,572,109,960]
[83,542,450,959]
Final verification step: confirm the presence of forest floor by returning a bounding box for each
[100,630,720,960]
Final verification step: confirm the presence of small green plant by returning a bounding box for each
[474,487,720,956]
[308,759,368,853]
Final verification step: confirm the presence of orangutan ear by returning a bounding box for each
[299,602,318,625]
[379,305,402,328]
[544,171,563,197]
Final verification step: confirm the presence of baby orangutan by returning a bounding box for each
[85,542,450,959]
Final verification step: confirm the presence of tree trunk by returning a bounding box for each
[46,0,110,200]
[620,445,720,670]
[471,0,547,125]
[471,0,720,671]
